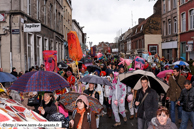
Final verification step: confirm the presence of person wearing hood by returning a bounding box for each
[148,106,177,129]
[38,91,57,120]
[108,72,127,127]
[10,67,18,77]
[69,95,97,129]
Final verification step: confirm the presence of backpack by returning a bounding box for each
[72,109,91,126]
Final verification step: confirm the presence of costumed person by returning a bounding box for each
[69,95,97,129]
[108,72,127,127]
[100,71,106,77]
[104,76,112,118]
[127,87,137,119]
[66,68,76,91]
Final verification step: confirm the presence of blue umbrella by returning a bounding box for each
[180,57,186,61]
[173,61,189,66]
[0,72,17,82]
[10,71,70,92]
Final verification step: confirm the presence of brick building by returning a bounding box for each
[131,0,162,57]
[179,0,194,60]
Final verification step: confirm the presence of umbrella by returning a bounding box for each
[10,71,70,92]
[87,65,101,73]
[180,57,186,61]
[0,72,17,83]
[173,61,189,66]
[59,92,103,114]
[119,70,169,95]
[57,62,68,69]
[0,98,47,124]
[81,58,92,64]
[157,70,173,78]
[79,75,112,86]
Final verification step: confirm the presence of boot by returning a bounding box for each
[113,122,121,127]
[129,115,134,119]
[135,113,137,118]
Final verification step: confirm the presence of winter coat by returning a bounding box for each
[72,109,97,129]
[135,87,158,121]
[42,100,57,120]
[178,87,194,112]
[84,89,99,100]
[9,90,21,103]
[148,117,177,129]
[167,75,186,101]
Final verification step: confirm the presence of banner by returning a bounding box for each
[90,46,96,57]
[43,50,58,73]
[134,56,145,70]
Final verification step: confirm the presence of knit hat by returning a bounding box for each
[76,95,89,108]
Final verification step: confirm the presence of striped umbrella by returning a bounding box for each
[9,71,69,92]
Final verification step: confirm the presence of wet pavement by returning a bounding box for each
[99,109,193,129]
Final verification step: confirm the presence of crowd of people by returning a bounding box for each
[1,54,194,129]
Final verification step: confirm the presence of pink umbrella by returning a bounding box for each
[157,70,173,78]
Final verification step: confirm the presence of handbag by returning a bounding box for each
[27,95,40,106]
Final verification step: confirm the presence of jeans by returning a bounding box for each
[170,101,182,123]
[179,110,194,129]
[138,112,150,129]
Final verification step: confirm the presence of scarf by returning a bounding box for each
[76,107,86,129]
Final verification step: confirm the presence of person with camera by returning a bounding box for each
[177,80,194,129]
[69,95,97,129]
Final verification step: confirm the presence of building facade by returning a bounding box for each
[0,0,64,72]
[179,0,194,60]
[63,0,72,58]
[161,0,178,60]
[131,0,162,57]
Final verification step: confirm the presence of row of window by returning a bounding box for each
[27,0,63,32]
[163,17,177,36]
[163,0,177,14]
[131,39,144,49]
[27,33,64,69]
[181,9,194,32]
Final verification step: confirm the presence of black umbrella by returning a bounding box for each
[119,70,169,95]
[87,65,101,73]
[81,58,92,64]
[57,62,68,69]
[79,75,112,86]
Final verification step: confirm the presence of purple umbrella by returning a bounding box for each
[10,71,69,92]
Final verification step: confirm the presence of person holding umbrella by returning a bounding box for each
[38,91,57,120]
[69,95,97,129]
[135,76,158,129]
[108,72,127,127]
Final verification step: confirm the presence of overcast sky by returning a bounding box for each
[72,0,157,46]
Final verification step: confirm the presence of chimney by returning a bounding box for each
[138,18,145,25]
